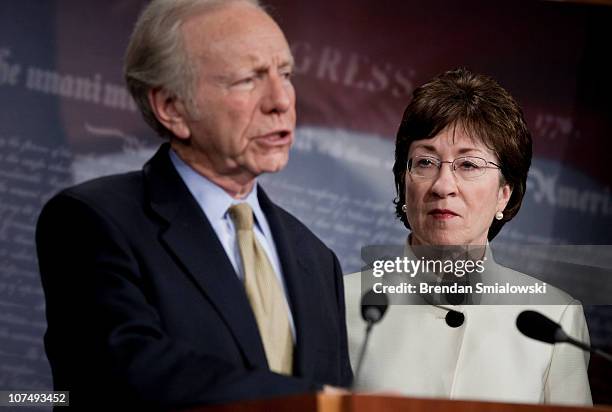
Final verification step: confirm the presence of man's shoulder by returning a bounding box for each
[64,170,143,203]
[266,200,317,236]
[65,171,144,199]
[261,194,335,259]
[42,171,147,223]
[269,202,307,230]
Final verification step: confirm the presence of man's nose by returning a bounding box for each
[261,73,293,114]
[430,162,458,198]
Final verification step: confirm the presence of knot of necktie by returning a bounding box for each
[228,203,253,231]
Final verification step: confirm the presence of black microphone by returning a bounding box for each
[352,290,389,389]
[516,310,612,363]
[360,289,388,324]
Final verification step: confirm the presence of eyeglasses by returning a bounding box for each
[407,155,501,180]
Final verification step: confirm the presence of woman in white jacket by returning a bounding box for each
[345,68,591,405]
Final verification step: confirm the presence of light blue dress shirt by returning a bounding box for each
[169,149,295,337]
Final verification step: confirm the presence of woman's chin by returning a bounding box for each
[414,230,468,247]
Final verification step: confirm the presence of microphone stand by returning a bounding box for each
[558,330,612,363]
[352,291,388,390]
[353,320,375,387]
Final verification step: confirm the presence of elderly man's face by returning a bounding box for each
[404,125,512,246]
[177,2,295,182]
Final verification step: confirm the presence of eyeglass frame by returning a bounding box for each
[407,155,502,180]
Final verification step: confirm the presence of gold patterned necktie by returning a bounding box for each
[228,203,293,374]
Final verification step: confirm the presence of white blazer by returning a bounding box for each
[345,260,592,405]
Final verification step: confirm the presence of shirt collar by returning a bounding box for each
[169,148,266,229]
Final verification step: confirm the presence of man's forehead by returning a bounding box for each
[181,2,286,49]
[183,12,292,72]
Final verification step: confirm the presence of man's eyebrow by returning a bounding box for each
[278,61,293,71]
[281,54,295,68]
[245,56,294,75]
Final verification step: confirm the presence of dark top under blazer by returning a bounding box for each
[36,144,352,410]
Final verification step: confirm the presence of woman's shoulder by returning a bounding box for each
[482,261,576,306]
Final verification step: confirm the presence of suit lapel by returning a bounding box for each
[258,188,320,380]
[143,144,267,369]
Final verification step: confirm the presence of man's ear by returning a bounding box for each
[148,88,191,139]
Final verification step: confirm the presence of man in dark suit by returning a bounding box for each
[36,0,352,409]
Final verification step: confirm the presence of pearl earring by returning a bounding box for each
[495,211,504,220]
[401,204,408,212]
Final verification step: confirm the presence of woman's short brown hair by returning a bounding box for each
[393,68,533,240]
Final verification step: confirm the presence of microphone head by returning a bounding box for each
[360,290,389,324]
[516,310,564,344]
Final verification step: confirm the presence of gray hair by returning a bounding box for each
[124,0,262,137]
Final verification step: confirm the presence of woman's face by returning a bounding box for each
[404,125,512,246]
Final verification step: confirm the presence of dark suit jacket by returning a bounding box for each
[36,144,352,410]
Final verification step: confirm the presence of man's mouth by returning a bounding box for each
[256,130,293,146]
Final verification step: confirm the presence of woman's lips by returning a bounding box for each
[428,208,459,220]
